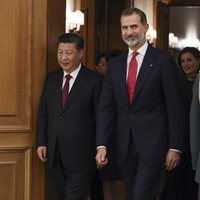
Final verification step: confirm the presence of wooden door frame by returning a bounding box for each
[154,0,200,50]
[32,0,47,199]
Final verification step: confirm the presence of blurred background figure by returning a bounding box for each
[93,50,126,200]
[161,47,200,200]
[99,50,126,200]
[95,52,108,76]
[90,52,107,200]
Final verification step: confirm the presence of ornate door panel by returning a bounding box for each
[0,0,47,199]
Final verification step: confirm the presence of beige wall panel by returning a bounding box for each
[0,148,31,200]
[0,0,32,132]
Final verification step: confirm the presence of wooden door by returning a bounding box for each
[0,0,47,199]
[156,1,169,52]
[94,0,128,57]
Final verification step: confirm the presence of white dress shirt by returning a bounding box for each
[62,64,81,92]
[126,41,148,80]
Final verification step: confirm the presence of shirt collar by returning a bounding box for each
[128,41,148,57]
[63,63,82,79]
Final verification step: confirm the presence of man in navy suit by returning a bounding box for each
[96,7,185,200]
[36,33,102,200]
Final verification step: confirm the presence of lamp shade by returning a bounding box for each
[68,10,84,25]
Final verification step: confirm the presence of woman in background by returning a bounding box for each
[161,47,200,200]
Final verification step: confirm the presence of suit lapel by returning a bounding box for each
[132,45,156,102]
[117,52,130,106]
[53,69,64,113]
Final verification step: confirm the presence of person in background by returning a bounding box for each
[92,50,126,200]
[161,47,200,200]
[36,33,102,200]
[99,50,126,200]
[106,50,123,63]
[96,7,185,200]
[178,47,200,82]
[95,52,108,76]
[190,72,200,200]
[90,52,108,200]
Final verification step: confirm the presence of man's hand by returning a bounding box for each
[165,149,181,171]
[95,147,108,169]
[37,146,47,162]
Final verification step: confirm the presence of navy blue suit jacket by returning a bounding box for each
[36,65,102,171]
[97,45,186,166]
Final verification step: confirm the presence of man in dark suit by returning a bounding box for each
[96,7,185,200]
[36,33,102,200]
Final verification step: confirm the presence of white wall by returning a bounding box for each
[65,0,74,32]
[134,0,154,27]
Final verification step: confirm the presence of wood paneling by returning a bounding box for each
[0,164,15,200]
[94,0,128,59]
[74,0,81,10]
[0,0,32,132]
[0,148,31,200]
[0,0,47,199]
[81,0,95,69]
[31,0,47,199]
[156,1,169,52]
[47,0,66,73]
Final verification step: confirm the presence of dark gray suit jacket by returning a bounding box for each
[190,73,200,183]
[36,65,102,171]
[97,45,186,166]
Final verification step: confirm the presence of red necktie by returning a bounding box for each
[62,74,72,107]
[127,51,139,104]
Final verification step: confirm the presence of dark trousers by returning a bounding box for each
[52,148,94,200]
[90,171,104,200]
[160,150,198,200]
[122,137,162,200]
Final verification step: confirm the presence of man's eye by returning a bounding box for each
[131,25,137,29]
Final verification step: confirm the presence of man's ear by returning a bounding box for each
[79,49,84,59]
[144,23,149,34]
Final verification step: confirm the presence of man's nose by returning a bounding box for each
[126,28,133,35]
[61,54,68,60]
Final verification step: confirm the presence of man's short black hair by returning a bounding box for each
[57,33,84,50]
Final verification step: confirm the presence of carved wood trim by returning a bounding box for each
[0,147,31,200]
